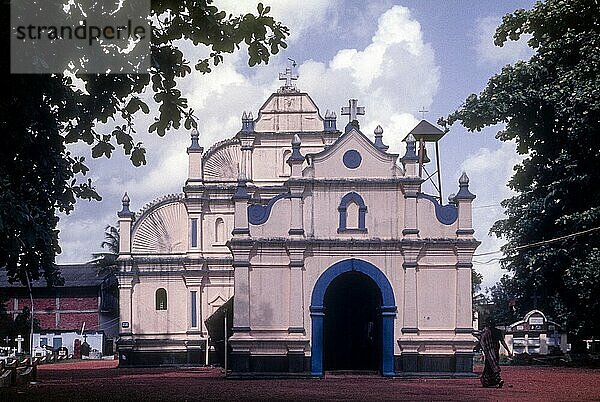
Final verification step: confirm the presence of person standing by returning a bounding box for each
[479,318,513,388]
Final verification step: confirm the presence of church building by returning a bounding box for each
[116,68,480,377]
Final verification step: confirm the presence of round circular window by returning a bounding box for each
[343,149,362,169]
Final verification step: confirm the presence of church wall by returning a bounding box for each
[416,199,458,238]
[131,275,188,336]
[248,265,290,330]
[307,185,403,239]
[416,267,457,330]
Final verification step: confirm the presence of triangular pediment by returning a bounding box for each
[253,92,325,133]
[305,127,399,179]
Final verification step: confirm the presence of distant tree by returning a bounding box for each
[90,225,120,312]
[90,225,120,278]
[1,1,288,286]
[441,0,600,340]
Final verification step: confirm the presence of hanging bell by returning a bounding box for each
[418,145,431,164]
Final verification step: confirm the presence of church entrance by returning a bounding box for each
[323,271,382,372]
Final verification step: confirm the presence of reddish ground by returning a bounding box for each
[2,360,599,401]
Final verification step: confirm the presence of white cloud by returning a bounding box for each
[475,16,533,65]
[216,0,339,42]
[460,139,524,290]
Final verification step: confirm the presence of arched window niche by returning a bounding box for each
[156,288,168,310]
[215,217,225,244]
[338,192,367,233]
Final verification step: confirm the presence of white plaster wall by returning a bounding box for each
[307,186,403,239]
[249,198,291,238]
[416,199,458,238]
[248,265,290,329]
[132,276,188,336]
[416,268,457,329]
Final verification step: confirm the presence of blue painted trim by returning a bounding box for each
[338,192,367,231]
[248,192,291,225]
[190,218,198,248]
[310,259,397,377]
[343,149,362,169]
[417,193,458,225]
[190,291,197,328]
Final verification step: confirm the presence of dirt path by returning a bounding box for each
[2,360,599,401]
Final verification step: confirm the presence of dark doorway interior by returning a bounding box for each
[323,271,382,371]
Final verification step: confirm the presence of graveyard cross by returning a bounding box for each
[15,334,24,353]
[3,336,9,345]
[279,67,298,89]
[341,99,365,122]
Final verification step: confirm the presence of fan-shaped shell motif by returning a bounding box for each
[203,140,241,181]
[132,202,187,253]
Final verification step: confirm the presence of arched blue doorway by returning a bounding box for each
[310,259,397,377]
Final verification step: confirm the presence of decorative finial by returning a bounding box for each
[455,172,476,200]
[402,134,419,162]
[448,193,457,205]
[324,110,337,132]
[118,192,135,218]
[188,128,201,150]
[241,111,255,132]
[288,134,305,164]
[373,125,389,151]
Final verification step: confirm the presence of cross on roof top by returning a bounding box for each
[279,67,298,90]
[419,107,429,119]
[341,99,365,122]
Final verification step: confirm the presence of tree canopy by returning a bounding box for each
[1,1,288,286]
[442,0,600,338]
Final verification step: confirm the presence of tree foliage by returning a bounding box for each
[441,0,600,338]
[1,1,288,286]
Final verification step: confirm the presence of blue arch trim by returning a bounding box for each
[417,193,458,225]
[310,259,397,377]
[248,192,290,225]
[338,192,367,231]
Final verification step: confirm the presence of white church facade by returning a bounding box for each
[116,71,480,377]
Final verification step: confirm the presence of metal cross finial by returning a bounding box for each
[341,99,365,122]
[279,66,298,89]
[419,107,429,119]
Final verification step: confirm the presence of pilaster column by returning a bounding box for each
[239,135,255,181]
[402,134,421,238]
[455,245,477,333]
[287,246,306,333]
[401,245,421,334]
[287,134,305,236]
[232,180,250,237]
[117,275,134,336]
[231,246,252,332]
[455,172,476,238]
[187,128,204,184]
[117,193,135,257]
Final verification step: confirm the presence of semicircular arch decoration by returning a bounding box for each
[202,139,241,181]
[132,201,188,254]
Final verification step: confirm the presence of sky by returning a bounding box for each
[56,0,535,291]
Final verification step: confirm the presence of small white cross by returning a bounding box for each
[15,335,24,353]
[341,99,365,122]
[279,67,298,88]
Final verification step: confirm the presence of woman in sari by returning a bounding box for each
[479,318,513,388]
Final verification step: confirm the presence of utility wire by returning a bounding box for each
[471,225,600,259]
